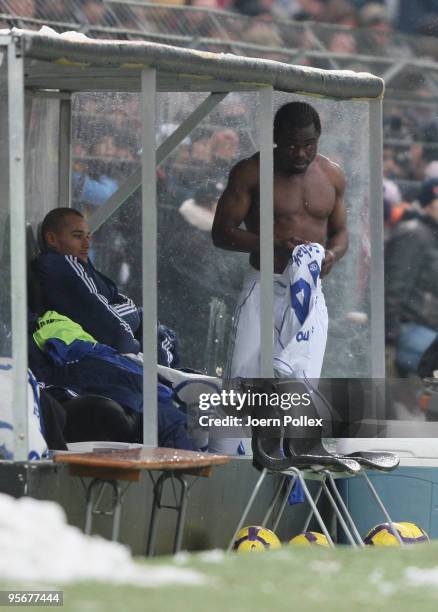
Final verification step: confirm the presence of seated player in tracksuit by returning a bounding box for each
[31,207,153,357]
[31,207,179,365]
[29,208,195,450]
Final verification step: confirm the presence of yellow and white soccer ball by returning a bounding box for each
[289,532,330,547]
[364,522,429,546]
[233,526,281,552]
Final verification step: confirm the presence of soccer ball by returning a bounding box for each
[233,526,281,552]
[289,532,330,547]
[364,522,429,546]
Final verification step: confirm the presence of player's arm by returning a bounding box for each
[212,159,260,253]
[321,164,348,278]
[112,292,141,334]
[34,254,140,354]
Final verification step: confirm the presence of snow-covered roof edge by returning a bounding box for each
[4,28,384,99]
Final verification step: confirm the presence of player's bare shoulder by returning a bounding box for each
[228,154,259,187]
[316,154,346,193]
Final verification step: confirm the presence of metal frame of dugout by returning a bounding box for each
[1,29,385,470]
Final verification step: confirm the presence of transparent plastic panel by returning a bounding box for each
[269,93,372,378]
[25,97,60,230]
[169,93,372,380]
[157,91,255,375]
[71,92,141,285]
[154,92,375,455]
[71,90,253,375]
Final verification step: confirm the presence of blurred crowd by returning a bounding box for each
[2,1,438,207]
[2,1,438,36]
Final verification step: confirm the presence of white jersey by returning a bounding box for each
[0,360,48,460]
[228,243,328,379]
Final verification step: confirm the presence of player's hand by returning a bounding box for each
[275,236,309,252]
[287,236,310,250]
[320,249,335,278]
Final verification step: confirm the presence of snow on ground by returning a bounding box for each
[0,493,208,587]
[197,550,226,564]
[404,566,438,588]
[309,560,341,574]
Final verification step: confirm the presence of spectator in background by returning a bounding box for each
[92,135,120,159]
[414,13,438,61]
[79,0,105,24]
[91,133,137,162]
[128,4,160,33]
[384,177,402,210]
[220,93,247,128]
[396,0,438,35]
[359,2,397,55]
[385,178,438,375]
[157,125,194,209]
[191,132,213,166]
[175,131,215,200]
[359,2,390,27]
[327,29,357,54]
[109,3,140,29]
[179,182,221,231]
[209,128,240,181]
[383,177,409,231]
[38,0,74,22]
[383,145,406,179]
[241,18,284,49]
[233,0,275,17]
[292,0,328,21]
[424,157,438,179]
[416,11,438,35]
[182,0,223,36]
[324,0,359,27]
[72,143,119,210]
[186,0,220,7]
[419,119,438,171]
[408,143,428,181]
[158,182,241,370]
[384,113,411,141]
[76,0,115,27]
[71,132,138,286]
[2,0,35,18]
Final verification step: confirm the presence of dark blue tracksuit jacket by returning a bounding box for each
[32,251,141,354]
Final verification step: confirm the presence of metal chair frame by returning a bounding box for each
[228,465,403,551]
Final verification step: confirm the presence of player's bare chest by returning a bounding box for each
[251,172,336,219]
[276,173,335,218]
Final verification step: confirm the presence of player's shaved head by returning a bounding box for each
[41,208,84,247]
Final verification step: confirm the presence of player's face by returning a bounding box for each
[46,216,91,263]
[275,124,319,174]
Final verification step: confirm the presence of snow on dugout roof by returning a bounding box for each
[0,28,384,98]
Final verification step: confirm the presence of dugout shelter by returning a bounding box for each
[0,28,384,546]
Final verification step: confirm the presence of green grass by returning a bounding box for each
[5,543,438,612]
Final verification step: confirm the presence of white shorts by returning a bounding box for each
[227,243,328,379]
[210,243,329,455]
